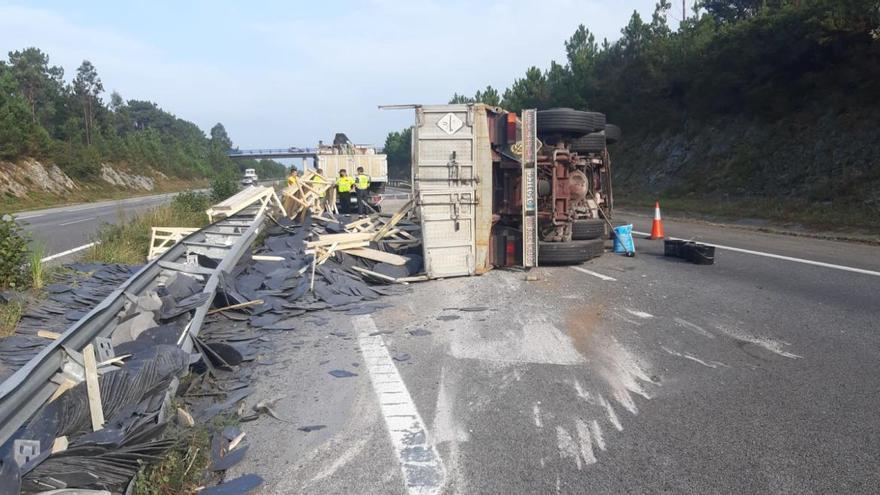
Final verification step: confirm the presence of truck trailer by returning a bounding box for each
[405,104,620,278]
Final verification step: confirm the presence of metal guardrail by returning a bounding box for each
[0,205,268,447]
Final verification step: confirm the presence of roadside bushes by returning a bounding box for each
[0,215,30,290]
[210,173,238,202]
[172,190,210,213]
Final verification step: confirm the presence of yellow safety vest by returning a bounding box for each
[337,176,354,193]
[287,175,297,187]
[355,174,370,190]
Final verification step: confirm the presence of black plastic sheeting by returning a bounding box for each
[0,211,422,494]
[0,345,191,494]
[0,264,139,382]
[217,214,416,334]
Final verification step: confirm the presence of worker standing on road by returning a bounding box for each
[287,167,299,187]
[355,166,371,217]
[336,169,355,214]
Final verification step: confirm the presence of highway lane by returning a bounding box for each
[228,219,878,493]
[14,192,190,259]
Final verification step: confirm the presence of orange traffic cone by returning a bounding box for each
[650,201,665,239]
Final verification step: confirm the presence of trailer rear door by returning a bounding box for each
[412,105,478,278]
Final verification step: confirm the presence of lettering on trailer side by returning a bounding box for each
[522,109,538,267]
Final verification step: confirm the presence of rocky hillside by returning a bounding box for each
[1,159,179,210]
[612,103,880,217]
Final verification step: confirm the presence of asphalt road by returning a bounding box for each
[14,192,188,260]
[225,212,879,494]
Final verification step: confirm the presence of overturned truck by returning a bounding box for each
[405,104,620,278]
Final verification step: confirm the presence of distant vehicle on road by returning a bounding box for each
[241,168,258,186]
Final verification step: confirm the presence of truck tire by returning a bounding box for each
[570,132,606,153]
[537,108,605,137]
[604,124,621,144]
[538,239,603,265]
[572,219,605,240]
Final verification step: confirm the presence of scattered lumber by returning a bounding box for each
[208,299,265,315]
[37,330,61,340]
[82,344,105,431]
[252,255,284,262]
[207,186,286,222]
[344,247,408,266]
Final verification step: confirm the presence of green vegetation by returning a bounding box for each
[85,191,211,264]
[383,128,412,180]
[0,300,22,337]
[28,243,45,292]
[132,422,212,495]
[0,47,264,184]
[0,215,30,289]
[385,0,880,229]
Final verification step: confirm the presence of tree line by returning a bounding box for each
[385,0,880,174]
[0,47,286,182]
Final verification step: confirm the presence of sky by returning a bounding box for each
[0,1,679,149]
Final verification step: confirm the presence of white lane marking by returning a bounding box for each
[58,216,95,226]
[624,309,653,319]
[633,230,880,277]
[673,317,715,338]
[354,315,445,494]
[571,266,617,281]
[40,242,99,263]
[532,403,543,428]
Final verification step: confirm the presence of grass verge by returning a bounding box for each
[0,301,23,337]
[84,191,211,265]
[132,423,212,495]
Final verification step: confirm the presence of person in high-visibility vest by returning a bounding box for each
[336,169,355,213]
[354,166,371,216]
[286,167,298,187]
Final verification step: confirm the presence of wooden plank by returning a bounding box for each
[97,353,132,367]
[343,247,408,266]
[51,436,68,454]
[373,199,414,241]
[351,265,401,283]
[207,299,265,315]
[49,377,77,403]
[82,344,105,431]
[304,241,368,255]
[305,232,373,248]
[252,255,284,261]
[37,330,61,340]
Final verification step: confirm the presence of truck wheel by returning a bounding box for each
[538,239,603,265]
[537,108,605,137]
[570,132,606,153]
[572,219,605,240]
[604,124,621,144]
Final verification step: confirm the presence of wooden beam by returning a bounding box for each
[207,299,265,315]
[37,330,61,340]
[82,344,105,431]
[343,247,408,266]
[252,255,285,261]
[49,377,76,403]
[351,265,401,283]
[305,232,373,247]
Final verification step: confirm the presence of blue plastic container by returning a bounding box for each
[613,224,635,254]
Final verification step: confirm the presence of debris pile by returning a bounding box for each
[0,194,426,494]
[0,263,139,382]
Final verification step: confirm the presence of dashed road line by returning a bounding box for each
[633,230,880,277]
[571,266,617,281]
[58,216,95,226]
[354,315,445,494]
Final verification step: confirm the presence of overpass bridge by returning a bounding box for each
[227,148,320,159]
